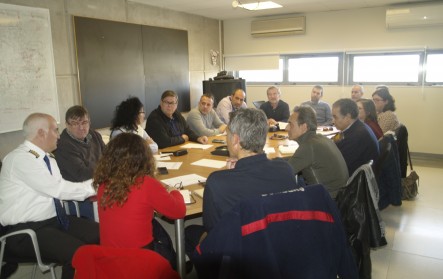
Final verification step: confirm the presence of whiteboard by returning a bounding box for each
[0,3,59,133]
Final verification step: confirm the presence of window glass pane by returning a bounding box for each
[288,56,339,82]
[238,59,283,82]
[426,54,443,82]
[352,54,420,83]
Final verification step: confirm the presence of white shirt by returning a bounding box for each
[110,125,159,154]
[216,96,247,124]
[0,141,96,226]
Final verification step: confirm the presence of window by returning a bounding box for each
[238,59,283,82]
[288,55,341,84]
[425,53,443,84]
[349,53,422,85]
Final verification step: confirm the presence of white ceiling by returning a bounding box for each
[129,0,435,20]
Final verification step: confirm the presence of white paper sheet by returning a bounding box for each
[161,174,207,187]
[156,161,182,170]
[191,159,226,169]
[193,188,204,199]
[278,122,288,130]
[179,190,192,204]
[278,143,299,154]
[154,154,171,161]
[263,147,276,154]
[180,143,213,149]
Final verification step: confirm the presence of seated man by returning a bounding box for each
[286,106,349,199]
[215,88,247,124]
[0,113,99,279]
[145,90,208,149]
[332,98,379,175]
[301,85,333,126]
[54,105,105,220]
[185,108,298,256]
[351,84,364,101]
[259,86,290,125]
[187,94,227,136]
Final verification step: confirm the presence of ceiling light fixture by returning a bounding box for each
[232,1,282,11]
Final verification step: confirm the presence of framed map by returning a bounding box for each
[0,3,59,133]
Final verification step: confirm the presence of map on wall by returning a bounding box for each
[0,3,59,133]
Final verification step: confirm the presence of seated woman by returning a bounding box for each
[372,87,400,134]
[110,96,159,154]
[356,98,383,139]
[93,133,186,266]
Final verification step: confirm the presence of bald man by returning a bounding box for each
[0,113,99,279]
[216,89,247,124]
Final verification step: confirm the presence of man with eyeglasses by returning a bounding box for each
[146,90,208,148]
[215,88,247,124]
[54,105,105,220]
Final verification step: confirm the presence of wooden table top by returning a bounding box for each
[157,131,292,216]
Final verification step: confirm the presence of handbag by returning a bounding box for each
[401,145,419,200]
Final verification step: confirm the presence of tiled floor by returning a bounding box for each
[6,162,443,279]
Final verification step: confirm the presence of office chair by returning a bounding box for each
[336,164,387,279]
[252,100,265,109]
[193,185,357,279]
[72,245,180,279]
[0,226,57,279]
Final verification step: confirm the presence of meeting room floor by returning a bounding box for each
[6,161,443,279]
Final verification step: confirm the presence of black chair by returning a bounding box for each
[395,124,409,178]
[252,100,265,109]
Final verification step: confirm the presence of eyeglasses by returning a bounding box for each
[162,100,178,106]
[372,98,384,102]
[173,181,183,190]
[139,111,145,114]
[68,120,90,127]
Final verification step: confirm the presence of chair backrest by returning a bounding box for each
[252,100,265,109]
[72,245,179,279]
[194,185,357,279]
[395,124,409,178]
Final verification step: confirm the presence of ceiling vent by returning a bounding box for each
[386,3,443,29]
[251,16,305,37]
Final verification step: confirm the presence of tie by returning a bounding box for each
[43,155,70,230]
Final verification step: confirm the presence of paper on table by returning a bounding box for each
[193,188,204,199]
[278,143,299,154]
[154,154,171,161]
[191,159,226,169]
[179,190,192,204]
[161,174,207,187]
[263,147,276,154]
[181,143,213,150]
[278,122,288,130]
[156,161,182,170]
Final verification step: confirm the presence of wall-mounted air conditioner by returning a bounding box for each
[251,16,305,37]
[386,3,443,29]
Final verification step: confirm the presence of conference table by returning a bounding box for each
[157,131,294,279]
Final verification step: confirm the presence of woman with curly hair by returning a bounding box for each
[110,96,158,153]
[356,98,383,139]
[93,133,186,266]
[372,87,401,134]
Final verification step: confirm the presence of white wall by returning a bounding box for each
[0,0,220,159]
[223,7,443,156]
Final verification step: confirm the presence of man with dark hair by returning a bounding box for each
[215,88,247,124]
[260,86,290,125]
[54,105,105,220]
[0,113,99,279]
[301,85,333,126]
[286,105,349,198]
[187,94,227,136]
[332,98,379,175]
[146,90,208,148]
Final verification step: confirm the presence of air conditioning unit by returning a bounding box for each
[386,3,443,29]
[251,16,305,37]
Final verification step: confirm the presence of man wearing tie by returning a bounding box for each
[0,113,99,279]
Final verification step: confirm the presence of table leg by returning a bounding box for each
[175,218,186,279]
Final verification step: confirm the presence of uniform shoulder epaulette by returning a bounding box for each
[48,152,55,158]
[28,150,40,158]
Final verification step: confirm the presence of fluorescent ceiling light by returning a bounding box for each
[234,1,283,11]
